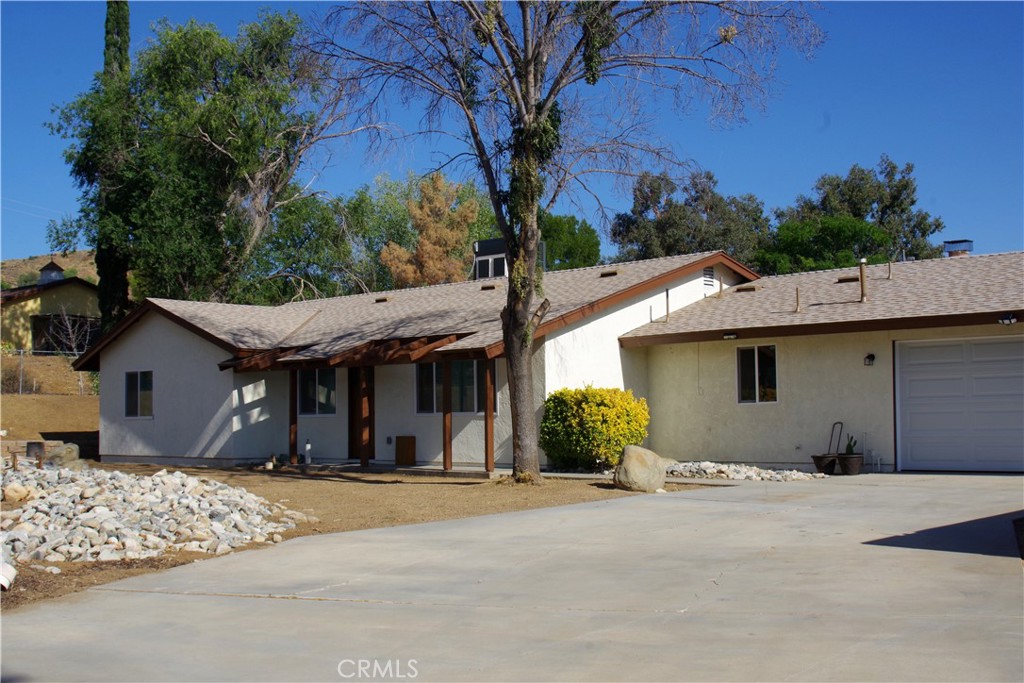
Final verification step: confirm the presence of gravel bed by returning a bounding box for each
[665,461,826,482]
[2,464,305,565]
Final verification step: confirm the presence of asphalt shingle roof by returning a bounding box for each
[143,251,738,362]
[622,252,1024,346]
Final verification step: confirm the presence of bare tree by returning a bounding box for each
[314,1,823,480]
[43,304,100,356]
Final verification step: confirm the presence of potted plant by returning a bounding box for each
[811,453,838,475]
[838,434,864,475]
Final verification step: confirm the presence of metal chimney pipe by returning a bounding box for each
[859,259,868,303]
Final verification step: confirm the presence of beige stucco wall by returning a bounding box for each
[1,282,99,350]
[543,264,742,398]
[645,323,1023,472]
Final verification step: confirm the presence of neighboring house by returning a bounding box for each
[622,252,1024,473]
[74,252,753,468]
[1,261,100,354]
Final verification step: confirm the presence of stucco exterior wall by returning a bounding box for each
[99,314,240,463]
[230,371,290,462]
[373,362,513,467]
[645,322,1023,472]
[38,283,100,317]
[1,298,37,349]
[543,265,740,397]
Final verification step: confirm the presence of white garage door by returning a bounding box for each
[897,337,1024,471]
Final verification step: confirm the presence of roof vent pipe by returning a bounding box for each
[859,259,868,303]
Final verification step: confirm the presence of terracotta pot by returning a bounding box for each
[811,454,838,475]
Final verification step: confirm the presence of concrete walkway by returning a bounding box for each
[2,474,1021,682]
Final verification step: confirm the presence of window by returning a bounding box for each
[474,256,506,279]
[416,360,496,414]
[125,371,153,417]
[299,369,336,415]
[737,345,777,403]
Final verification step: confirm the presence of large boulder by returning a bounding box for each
[45,443,85,471]
[613,445,666,493]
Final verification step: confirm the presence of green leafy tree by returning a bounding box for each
[754,215,891,275]
[538,210,600,270]
[317,1,822,480]
[611,171,769,263]
[50,11,358,306]
[775,154,943,262]
[234,190,353,304]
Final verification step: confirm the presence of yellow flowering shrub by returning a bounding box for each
[539,386,649,471]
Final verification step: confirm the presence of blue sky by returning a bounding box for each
[2,1,1022,262]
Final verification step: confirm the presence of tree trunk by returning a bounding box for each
[504,201,543,482]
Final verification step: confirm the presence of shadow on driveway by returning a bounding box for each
[865,509,1024,558]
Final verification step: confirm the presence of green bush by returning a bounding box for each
[539,386,649,471]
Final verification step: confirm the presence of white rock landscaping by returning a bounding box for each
[665,460,826,482]
[1,464,301,566]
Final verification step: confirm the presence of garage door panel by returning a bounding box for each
[898,337,1024,472]
[970,339,1024,362]
[972,373,1024,397]
[903,376,967,399]
[902,343,965,366]
[906,408,969,431]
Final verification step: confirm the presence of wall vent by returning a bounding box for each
[702,266,715,289]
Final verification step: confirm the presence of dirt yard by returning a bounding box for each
[1,463,700,611]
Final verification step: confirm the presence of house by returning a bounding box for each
[74,251,754,468]
[73,250,1024,473]
[1,261,100,354]
[622,252,1024,473]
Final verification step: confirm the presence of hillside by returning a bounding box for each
[0,250,98,288]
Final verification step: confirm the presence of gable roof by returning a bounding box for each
[75,251,756,372]
[621,252,1024,347]
[0,277,98,306]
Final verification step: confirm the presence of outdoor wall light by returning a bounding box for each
[864,353,876,366]
[998,313,1017,326]
[723,332,738,340]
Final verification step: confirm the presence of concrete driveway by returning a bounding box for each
[2,474,1021,682]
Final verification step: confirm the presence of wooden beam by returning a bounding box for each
[484,359,494,473]
[442,360,452,472]
[407,334,459,362]
[288,370,298,464]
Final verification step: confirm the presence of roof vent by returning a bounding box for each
[733,284,760,293]
[599,269,619,278]
[836,275,860,284]
[480,283,497,291]
[943,239,973,258]
[374,296,390,303]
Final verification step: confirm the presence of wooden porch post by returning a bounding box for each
[442,360,452,471]
[288,369,298,463]
[349,366,375,468]
[484,359,494,473]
